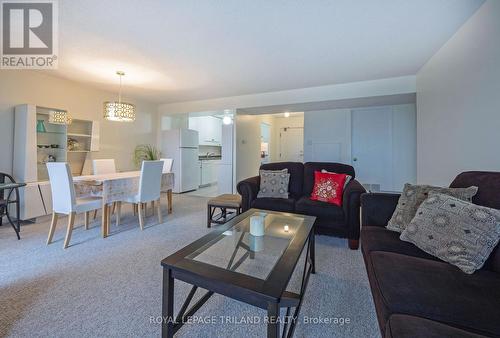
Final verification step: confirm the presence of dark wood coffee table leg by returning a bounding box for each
[310,232,315,274]
[162,268,175,338]
[267,302,280,338]
[207,204,212,228]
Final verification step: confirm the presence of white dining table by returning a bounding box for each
[73,171,174,237]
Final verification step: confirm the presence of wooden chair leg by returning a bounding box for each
[84,211,90,230]
[115,202,122,227]
[63,212,76,249]
[133,203,137,216]
[107,204,111,234]
[101,204,108,238]
[138,203,145,230]
[167,189,173,214]
[47,212,58,245]
[93,209,98,220]
[112,202,116,215]
[157,199,162,224]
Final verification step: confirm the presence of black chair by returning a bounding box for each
[0,173,24,240]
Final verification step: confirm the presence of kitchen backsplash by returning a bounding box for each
[199,145,221,157]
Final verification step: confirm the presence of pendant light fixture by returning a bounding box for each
[104,71,136,122]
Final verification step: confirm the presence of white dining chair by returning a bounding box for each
[115,160,163,230]
[92,159,116,175]
[156,158,173,215]
[160,158,173,173]
[46,163,102,249]
[92,159,117,218]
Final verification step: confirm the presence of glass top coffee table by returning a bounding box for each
[161,208,316,338]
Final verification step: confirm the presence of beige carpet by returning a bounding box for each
[0,194,379,338]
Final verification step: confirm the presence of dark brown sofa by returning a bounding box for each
[237,162,366,249]
[361,171,500,337]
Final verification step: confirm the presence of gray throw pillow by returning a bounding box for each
[400,192,500,274]
[386,183,478,233]
[257,169,290,199]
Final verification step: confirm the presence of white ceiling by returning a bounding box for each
[53,0,484,103]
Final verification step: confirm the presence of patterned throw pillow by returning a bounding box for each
[257,169,290,198]
[321,169,352,188]
[310,171,348,206]
[400,192,500,274]
[386,183,478,233]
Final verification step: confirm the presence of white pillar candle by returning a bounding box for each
[250,215,265,236]
[249,234,264,252]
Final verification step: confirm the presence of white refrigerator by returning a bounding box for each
[161,129,199,193]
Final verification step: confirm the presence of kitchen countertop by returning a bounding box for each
[198,156,222,161]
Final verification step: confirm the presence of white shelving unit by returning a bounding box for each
[13,104,100,220]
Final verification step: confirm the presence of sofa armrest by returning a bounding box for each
[342,179,366,241]
[360,192,400,227]
[237,176,260,211]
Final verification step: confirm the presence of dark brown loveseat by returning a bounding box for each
[361,171,500,337]
[237,162,366,249]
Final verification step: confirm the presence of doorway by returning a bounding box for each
[279,127,304,162]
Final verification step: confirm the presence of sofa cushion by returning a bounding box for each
[295,196,344,221]
[450,171,500,273]
[386,183,478,233]
[251,197,295,212]
[361,226,439,263]
[257,170,290,199]
[385,314,489,338]
[368,251,500,337]
[260,162,304,199]
[450,171,500,210]
[303,162,355,196]
[400,192,500,274]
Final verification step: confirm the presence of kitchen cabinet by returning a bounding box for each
[199,160,220,187]
[189,116,222,146]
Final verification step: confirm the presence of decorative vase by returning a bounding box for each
[36,120,46,133]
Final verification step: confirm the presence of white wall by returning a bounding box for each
[158,76,416,114]
[0,71,158,174]
[304,109,352,164]
[416,0,500,185]
[304,104,416,191]
[235,114,274,182]
[392,104,417,189]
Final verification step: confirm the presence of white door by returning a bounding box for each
[279,127,304,162]
[351,107,393,191]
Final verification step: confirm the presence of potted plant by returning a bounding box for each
[133,144,160,168]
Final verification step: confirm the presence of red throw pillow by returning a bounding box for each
[310,171,348,206]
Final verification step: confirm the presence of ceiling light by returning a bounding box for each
[223,115,232,125]
[284,112,290,118]
[49,110,72,125]
[104,71,136,122]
